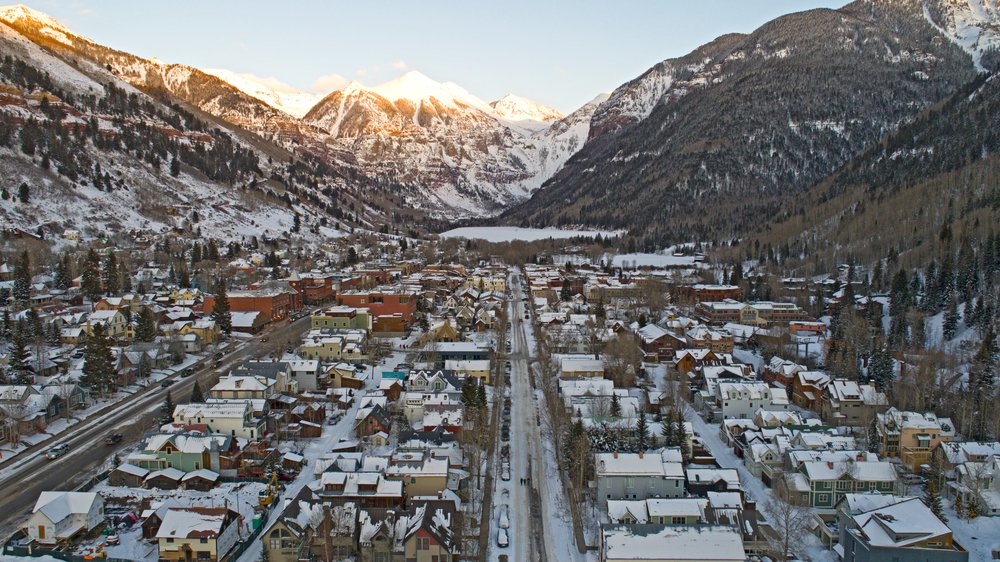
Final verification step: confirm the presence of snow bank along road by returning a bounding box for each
[0,314,314,539]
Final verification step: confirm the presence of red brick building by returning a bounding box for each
[204,290,296,324]
[339,290,418,324]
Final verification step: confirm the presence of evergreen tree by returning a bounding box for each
[868,343,894,393]
[924,451,947,523]
[346,247,358,266]
[211,278,232,335]
[943,298,960,341]
[161,390,175,425]
[675,406,691,463]
[102,251,120,295]
[660,413,676,448]
[17,181,28,203]
[45,321,61,347]
[169,156,180,177]
[54,252,72,290]
[12,250,31,304]
[135,307,158,342]
[635,412,650,452]
[82,323,115,396]
[8,333,33,384]
[80,249,102,302]
[176,262,190,288]
[190,380,205,403]
[609,393,622,418]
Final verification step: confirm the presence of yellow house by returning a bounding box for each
[444,359,491,385]
[386,457,449,498]
[169,288,201,302]
[84,310,127,339]
[179,319,220,346]
[155,507,240,562]
[876,408,955,471]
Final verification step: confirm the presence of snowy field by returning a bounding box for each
[607,252,700,268]
[439,226,620,243]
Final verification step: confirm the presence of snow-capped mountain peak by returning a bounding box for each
[921,0,1000,70]
[490,93,564,123]
[368,70,493,112]
[0,4,70,32]
[201,68,321,118]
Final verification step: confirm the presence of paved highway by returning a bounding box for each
[0,313,313,539]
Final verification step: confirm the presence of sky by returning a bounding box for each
[24,0,850,113]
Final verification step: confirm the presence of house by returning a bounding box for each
[822,379,889,427]
[173,401,264,440]
[685,468,742,497]
[838,496,968,562]
[84,309,127,339]
[155,507,241,562]
[25,491,104,545]
[791,371,830,412]
[182,469,221,491]
[714,382,788,420]
[444,359,491,385]
[386,455,450,498]
[875,408,955,471]
[600,524,746,562]
[286,359,322,392]
[595,449,685,501]
[127,432,237,474]
[178,319,220,346]
[635,324,686,362]
[791,460,898,508]
[561,356,605,379]
[401,500,456,562]
[311,306,372,332]
[606,498,708,525]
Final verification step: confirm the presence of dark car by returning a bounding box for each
[160,379,175,388]
[181,368,195,378]
[105,433,123,445]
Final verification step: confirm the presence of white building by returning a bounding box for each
[715,381,788,419]
[25,491,104,545]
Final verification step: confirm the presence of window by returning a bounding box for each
[200,538,208,543]
[269,537,282,550]
[672,517,686,524]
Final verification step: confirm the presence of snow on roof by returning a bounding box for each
[596,451,683,478]
[32,491,100,524]
[803,460,896,482]
[113,463,150,478]
[560,356,604,373]
[155,507,230,539]
[851,497,952,548]
[181,468,220,482]
[602,524,745,561]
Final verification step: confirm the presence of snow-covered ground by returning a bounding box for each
[685,402,837,562]
[607,252,699,268]
[236,357,381,562]
[439,226,620,243]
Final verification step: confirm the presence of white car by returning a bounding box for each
[501,461,511,481]
[497,528,509,548]
[499,506,510,529]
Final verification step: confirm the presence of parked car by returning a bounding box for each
[497,528,509,548]
[214,352,224,360]
[160,379,175,388]
[260,336,269,343]
[105,534,120,546]
[499,505,510,529]
[181,368,195,378]
[45,444,69,459]
[104,433,123,445]
[501,461,511,481]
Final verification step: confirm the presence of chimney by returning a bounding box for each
[827,461,834,469]
[638,451,644,459]
[856,453,864,462]
[613,451,619,459]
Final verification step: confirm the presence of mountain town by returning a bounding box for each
[0,1,999,562]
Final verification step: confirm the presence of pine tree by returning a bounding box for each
[943,298,960,341]
[211,278,232,335]
[660,411,676,448]
[12,250,31,305]
[868,343,894,392]
[925,480,946,522]
[8,333,33,384]
[609,393,622,418]
[190,380,204,403]
[82,323,115,397]
[45,321,61,347]
[176,263,190,288]
[635,413,650,452]
[161,390,175,425]
[17,181,29,203]
[135,307,158,342]
[80,249,102,302]
[675,406,691,463]
[54,253,72,290]
[170,156,180,177]
[102,251,120,295]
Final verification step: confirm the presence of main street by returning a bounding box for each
[0,313,314,539]
[489,270,552,562]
